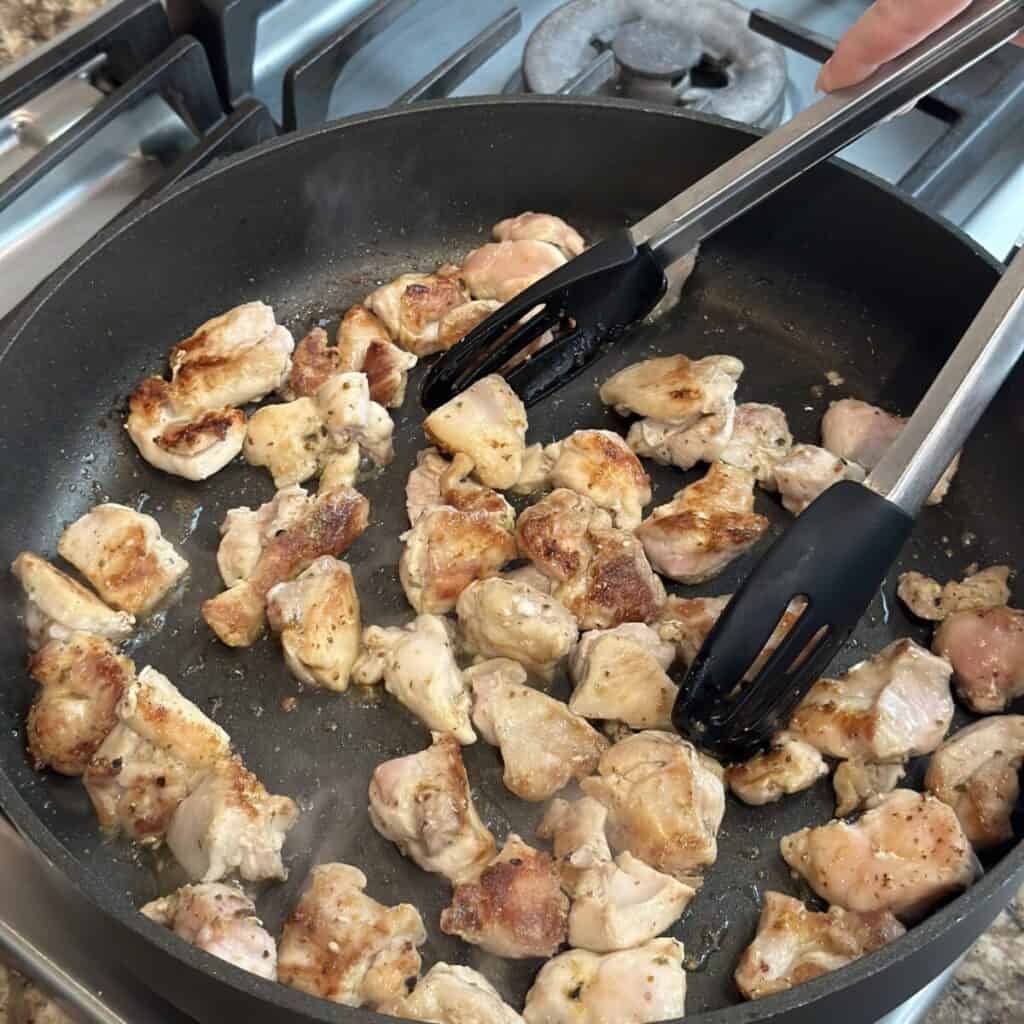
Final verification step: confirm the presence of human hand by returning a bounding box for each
[817,0,1024,92]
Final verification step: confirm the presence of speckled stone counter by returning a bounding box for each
[0,0,107,64]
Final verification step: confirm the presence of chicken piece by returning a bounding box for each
[522,939,686,1024]
[581,731,725,879]
[898,565,1011,622]
[516,489,612,582]
[456,577,578,681]
[369,732,495,884]
[636,463,768,584]
[537,797,613,894]
[366,272,469,356]
[781,789,980,921]
[319,444,361,491]
[726,734,828,806]
[405,449,514,529]
[141,883,277,980]
[26,634,134,776]
[281,326,340,400]
[383,963,525,1024]
[317,371,395,466]
[203,486,369,647]
[789,638,954,761]
[435,298,503,351]
[833,760,905,817]
[266,557,360,690]
[333,306,418,407]
[925,715,1024,848]
[423,374,528,490]
[6,976,74,1024]
[440,834,569,958]
[503,564,554,594]
[57,504,188,615]
[655,595,731,667]
[547,430,651,530]
[734,891,905,1000]
[493,212,585,257]
[462,240,566,302]
[626,401,735,472]
[354,615,475,743]
[568,623,677,730]
[278,863,426,1008]
[719,402,794,489]
[11,552,134,649]
[469,660,608,801]
[774,444,866,516]
[511,442,556,496]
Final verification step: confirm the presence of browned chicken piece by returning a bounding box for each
[516,488,612,582]
[789,639,954,762]
[925,715,1024,848]
[203,486,369,647]
[774,444,866,516]
[537,797,613,894]
[656,594,732,666]
[26,633,134,775]
[423,374,528,490]
[734,891,906,1000]
[405,449,514,529]
[627,401,735,472]
[278,863,426,1007]
[726,734,829,806]
[720,402,794,489]
[637,463,769,584]
[369,732,495,884]
[469,658,608,801]
[336,307,418,407]
[581,730,725,879]
[934,605,1024,712]
[382,963,525,1024]
[281,326,339,399]
[441,833,569,958]
[781,789,980,921]
[898,564,1011,622]
[435,299,503,351]
[365,272,469,356]
[57,504,188,615]
[493,212,586,257]
[462,239,567,302]
[833,760,905,817]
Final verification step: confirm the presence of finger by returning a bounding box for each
[1015,31,1024,45]
[817,0,971,91]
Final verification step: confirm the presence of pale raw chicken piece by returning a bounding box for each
[774,444,866,516]
[522,938,686,1024]
[57,504,188,615]
[462,239,567,302]
[626,401,735,472]
[11,552,134,649]
[781,789,980,921]
[734,892,905,1000]
[719,402,794,488]
[405,449,514,529]
[423,374,528,489]
[436,299,503,351]
[636,463,769,584]
[511,442,556,496]
[26,633,133,776]
[469,659,608,800]
[569,623,677,729]
[833,761,905,817]
[516,489,612,583]
[456,577,578,681]
[727,734,829,806]
[278,863,426,1008]
[203,486,369,647]
[898,565,1011,622]
[925,715,1024,848]
[141,883,277,980]
[366,271,469,356]
[336,308,418,408]
[933,605,1024,712]
[789,639,954,761]
[369,732,495,884]
[266,557,360,690]
[547,429,651,530]
[537,797,613,894]
[493,212,585,257]
[581,730,725,879]
[441,833,569,958]
[383,963,525,1024]
[656,595,732,667]
[354,615,475,744]
[281,326,340,400]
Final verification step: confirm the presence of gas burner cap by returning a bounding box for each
[612,20,702,79]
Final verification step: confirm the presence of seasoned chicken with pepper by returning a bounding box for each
[781,789,979,921]
[774,444,865,516]
[637,463,769,584]
[790,639,954,762]
[366,271,469,356]
[726,734,829,806]
[897,564,1011,622]
[369,732,495,884]
[278,863,426,1008]
[336,308,418,407]
[441,833,569,958]
[734,892,905,1000]
[537,797,613,894]
[383,963,525,1024]
[833,760,905,817]
[516,488,612,583]
[720,402,794,488]
[405,449,514,528]
[57,504,188,615]
[281,326,340,400]
[493,212,585,257]
[627,401,735,472]
[462,239,567,302]
[216,486,310,588]
[142,883,278,980]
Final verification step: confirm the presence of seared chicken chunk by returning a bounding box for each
[734,891,905,1000]
[897,565,1011,622]
[637,463,768,584]
[366,272,469,356]
[516,489,612,583]
[726,734,829,806]
[656,594,732,667]
[142,883,277,980]
[436,299,503,352]
[11,552,134,649]
[833,760,905,817]
[774,444,865,516]
[278,863,426,1008]
[469,659,608,801]
[790,639,953,762]
[537,797,613,894]
[57,504,187,615]
[493,212,585,257]
[266,557,360,690]
[369,732,495,884]
[720,402,794,488]
[627,402,735,472]
[462,239,567,302]
[781,789,979,921]
[523,938,687,1024]
[405,449,514,529]
[441,834,569,958]
[383,963,525,1024]
[336,307,418,407]
[26,633,133,775]
[281,326,340,400]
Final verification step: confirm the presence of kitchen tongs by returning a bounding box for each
[421,0,1024,411]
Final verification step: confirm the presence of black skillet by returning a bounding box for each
[0,97,1021,1024]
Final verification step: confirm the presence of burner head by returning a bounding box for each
[611,20,702,79]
